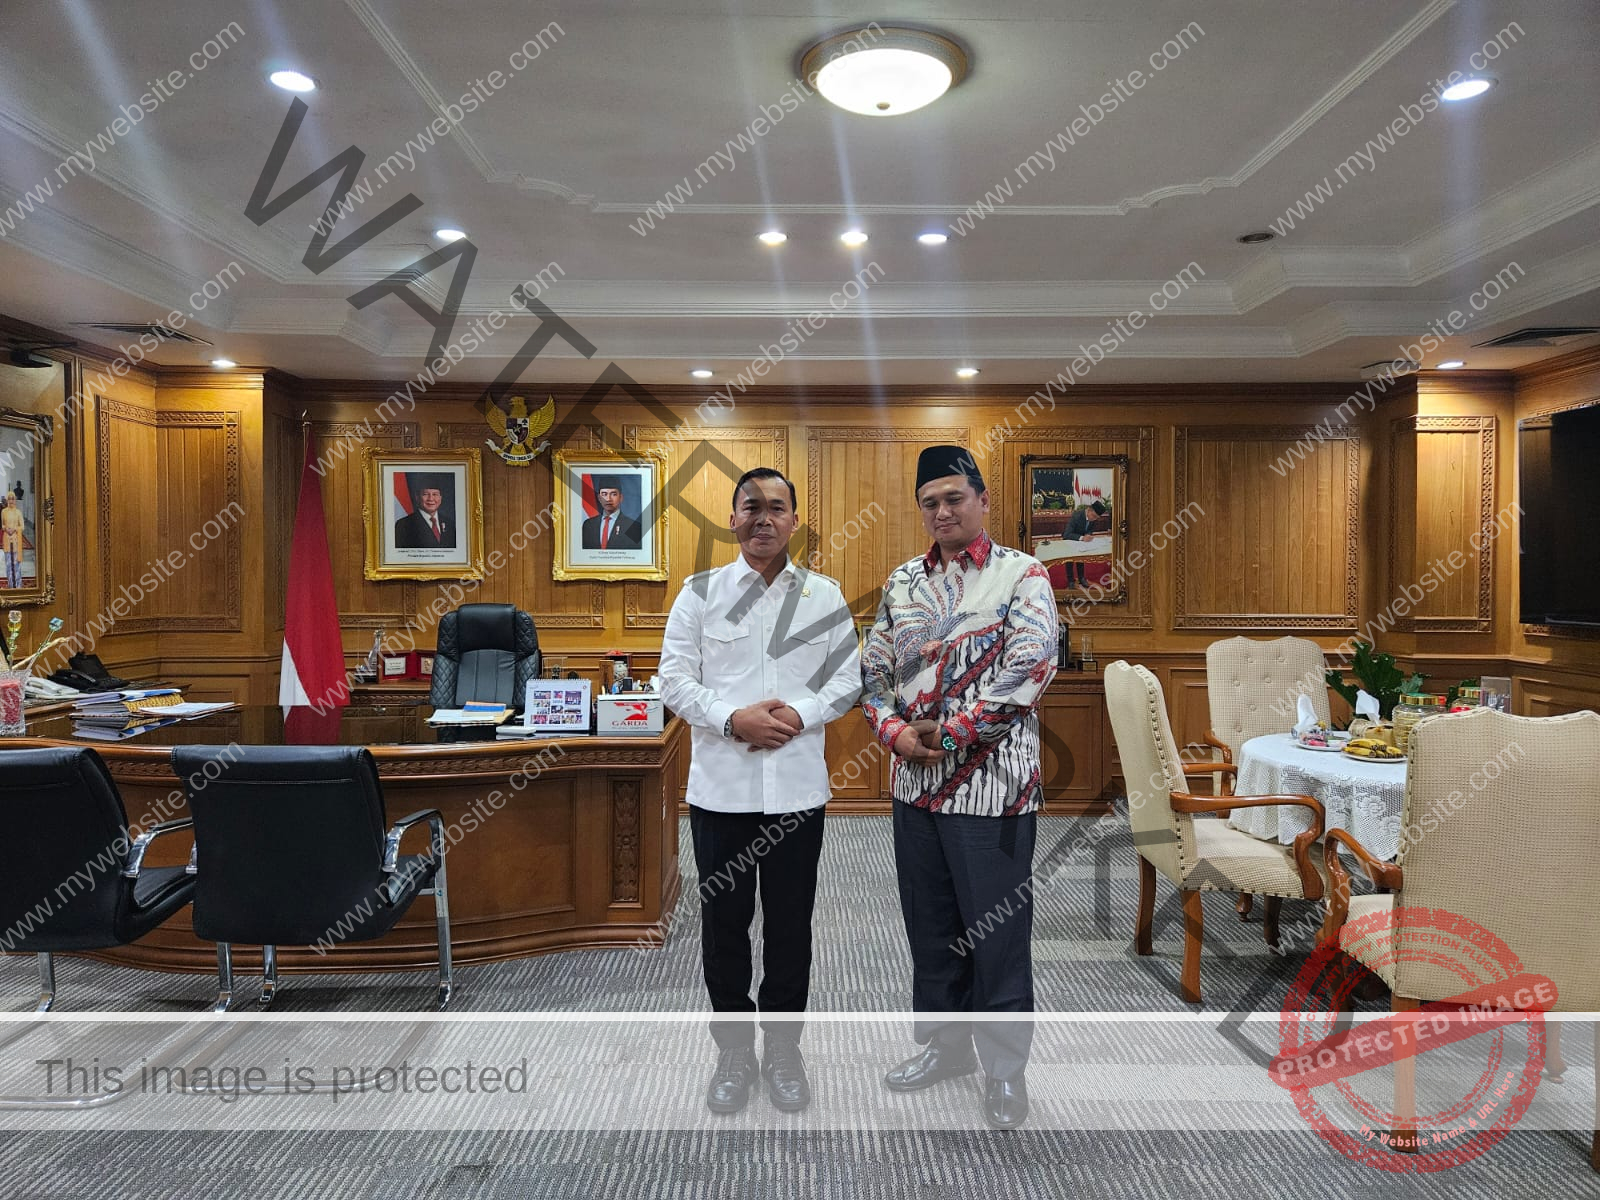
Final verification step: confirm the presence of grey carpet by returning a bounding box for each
[1,813,1593,1199]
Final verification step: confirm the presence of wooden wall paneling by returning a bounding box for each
[1514,672,1600,717]
[994,425,1158,630]
[1395,415,1496,632]
[267,412,301,632]
[1173,425,1359,630]
[435,423,605,627]
[311,420,419,628]
[94,397,161,633]
[823,709,890,807]
[621,423,790,628]
[806,425,970,619]
[150,410,243,630]
[1165,664,1215,755]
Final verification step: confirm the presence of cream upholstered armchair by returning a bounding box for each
[1204,635,1332,772]
[1206,636,1331,920]
[1320,707,1600,1170]
[1104,661,1325,1004]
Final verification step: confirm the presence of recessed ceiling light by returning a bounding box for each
[1237,230,1276,244]
[840,229,869,247]
[1441,78,1494,102]
[800,27,969,117]
[690,369,714,379]
[757,230,788,246]
[918,232,948,246]
[210,357,237,369]
[1436,360,1466,369]
[956,366,979,378]
[434,228,467,242]
[268,69,317,93]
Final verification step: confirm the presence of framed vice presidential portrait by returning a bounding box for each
[552,448,667,581]
[362,447,485,581]
[1019,454,1129,603]
[0,407,54,605]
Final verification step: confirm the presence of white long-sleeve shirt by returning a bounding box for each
[659,555,862,814]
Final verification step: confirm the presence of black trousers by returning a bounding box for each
[893,801,1037,1081]
[689,804,827,1049]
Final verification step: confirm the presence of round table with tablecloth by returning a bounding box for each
[1227,732,1406,861]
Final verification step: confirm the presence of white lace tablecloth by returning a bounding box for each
[1227,733,1405,860]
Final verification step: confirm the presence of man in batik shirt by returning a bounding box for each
[862,444,1059,1129]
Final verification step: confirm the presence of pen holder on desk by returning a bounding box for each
[0,669,28,736]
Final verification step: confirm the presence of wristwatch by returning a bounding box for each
[723,714,735,738]
[940,730,958,752]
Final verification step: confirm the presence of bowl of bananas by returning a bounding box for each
[1341,736,1405,762]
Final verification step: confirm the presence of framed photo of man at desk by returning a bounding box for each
[1019,454,1129,603]
[552,449,668,581]
[362,448,485,581]
[0,407,54,605]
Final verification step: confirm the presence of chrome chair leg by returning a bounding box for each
[33,953,54,1014]
[259,945,278,1007]
[431,826,453,1009]
[212,942,234,1013]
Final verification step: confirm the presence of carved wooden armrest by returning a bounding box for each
[1319,828,1404,944]
[1201,731,1233,763]
[1170,790,1325,900]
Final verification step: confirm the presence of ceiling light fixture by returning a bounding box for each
[1440,78,1494,102]
[433,228,467,242]
[800,27,968,117]
[211,358,237,369]
[758,230,788,246]
[1237,230,1276,244]
[1436,359,1466,369]
[918,232,948,246]
[268,69,317,93]
[840,229,869,247]
[956,367,979,379]
[690,369,714,379]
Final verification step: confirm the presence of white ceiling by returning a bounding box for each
[0,0,1596,387]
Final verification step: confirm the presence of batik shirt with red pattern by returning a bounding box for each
[861,529,1060,816]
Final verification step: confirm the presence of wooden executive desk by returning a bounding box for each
[14,703,687,973]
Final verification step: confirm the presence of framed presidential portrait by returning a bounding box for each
[0,407,54,605]
[551,448,668,581]
[362,447,485,581]
[1018,454,1129,603]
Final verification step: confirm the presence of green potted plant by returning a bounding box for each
[1325,640,1424,721]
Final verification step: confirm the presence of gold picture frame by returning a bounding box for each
[362,447,485,581]
[552,448,669,581]
[1019,454,1130,603]
[0,406,55,605]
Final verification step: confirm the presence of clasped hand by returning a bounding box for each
[730,698,804,750]
[891,719,947,763]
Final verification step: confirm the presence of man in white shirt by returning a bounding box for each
[659,467,861,1115]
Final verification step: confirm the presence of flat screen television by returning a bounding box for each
[1518,398,1600,628]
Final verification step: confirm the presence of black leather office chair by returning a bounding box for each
[171,746,452,1012]
[430,603,539,713]
[0,747,196,1011]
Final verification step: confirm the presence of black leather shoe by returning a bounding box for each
[762,1037,811,1112]
[884,1043,979,1092]
[705,1046,760,1114]
[983,1074,1029,1129]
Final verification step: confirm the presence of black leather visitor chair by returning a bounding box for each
[0,747,196,1011]
[430,602,540,713]
[170,746,452,1012]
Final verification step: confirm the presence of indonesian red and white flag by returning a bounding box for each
[279,441,348,711]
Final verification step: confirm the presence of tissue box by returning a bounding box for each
[596,695,663,735]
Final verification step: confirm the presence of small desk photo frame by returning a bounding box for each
[524,678,592,733]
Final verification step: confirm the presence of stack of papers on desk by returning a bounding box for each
[428,702,513,726]
[74,717,183,741]
[71,688,182,724]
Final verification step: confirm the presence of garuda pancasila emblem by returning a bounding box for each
[483,394,555,466]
